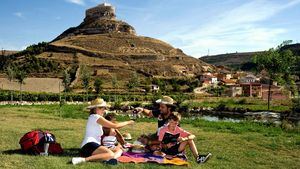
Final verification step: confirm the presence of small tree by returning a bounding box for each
[111,75,118,101]
[5,65,15,101]
[253,43,297,110]
[127,72,139,91]
[127,72,139,101]
[15,69,27,102]
[94,78,103,95]
[62,70,71,92]
[80,66,91,101]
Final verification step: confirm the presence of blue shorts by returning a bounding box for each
[80,142,101,157]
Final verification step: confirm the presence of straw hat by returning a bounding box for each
[87,98,108,109]
[155,96,176,106]
[122,132,132,141]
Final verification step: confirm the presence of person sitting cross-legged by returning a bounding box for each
[158,112,212,164]
[71,98,134,165]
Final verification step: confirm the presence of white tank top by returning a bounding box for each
[81,114,103,147]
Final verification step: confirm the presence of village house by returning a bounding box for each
[199,73,218,85]
[239,74,259,83]
[229,81,290,100]
[232,71,246,80]
[229,86,243,97]
[239,82,263,97]
[220,79,237,86]
[261,84,290,100]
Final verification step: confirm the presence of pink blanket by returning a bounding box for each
[118,152,189,166]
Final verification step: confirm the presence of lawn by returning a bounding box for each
[0,105,299,169]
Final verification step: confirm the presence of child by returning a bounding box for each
[101,113,125,157]
[158,112,212,164]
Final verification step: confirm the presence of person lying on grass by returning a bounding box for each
[72,98,134,165]
[157,112,212,164]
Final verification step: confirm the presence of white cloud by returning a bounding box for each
[13,12,24,18]
[65,0,85,5]
[159,0,300,57]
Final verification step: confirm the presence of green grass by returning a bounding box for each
[0,105,299,169]
[183,97,291,112]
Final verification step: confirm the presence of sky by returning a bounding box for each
[0,0,300,58]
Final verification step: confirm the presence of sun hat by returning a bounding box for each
[87,98,108,109]
[155,96,176,106]
[122,132,132,141]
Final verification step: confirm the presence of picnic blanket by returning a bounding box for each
[118,152,189,166]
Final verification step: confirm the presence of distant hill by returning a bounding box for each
[0,50,19,56]
[0,3,213,91]
[200,43,300,70]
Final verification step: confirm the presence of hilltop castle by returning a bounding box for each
[84,3,116,22]
[54,3,136,41]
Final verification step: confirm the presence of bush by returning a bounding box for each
[216,102,227,111]
[236,98,247,104]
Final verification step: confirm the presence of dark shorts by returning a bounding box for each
[80,142,101,157]
[162,143,181,156]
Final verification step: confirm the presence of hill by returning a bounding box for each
[200,43,300,70]
[0,3,213,91]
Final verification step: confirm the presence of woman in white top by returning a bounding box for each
[72,98,134,165]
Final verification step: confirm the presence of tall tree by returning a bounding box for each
[253,44,296,110]
[62,70,71,92]
[127,72,139,101]
[94,78,103,95]
[127,72,139,91]
[15,69,27,102]
[5,65,15,101]
[80,66,91,101]
[111,75,118,101]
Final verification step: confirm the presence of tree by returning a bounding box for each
[253,44,297,110]
[170,78,180,92]
[94,78,103,95]
[127,72,139,101]
[187,79,200,92]
[112,75,118,89]
[80,66,91,101]
[5,65,15,101]
[111,75,118,101]
[127,72,139,91]
[62,70,71,92]
[15,69,27,102]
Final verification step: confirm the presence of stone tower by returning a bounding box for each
[84,3,116,22]
[53,3,136,41]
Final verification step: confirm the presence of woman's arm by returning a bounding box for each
[97,116,134,129]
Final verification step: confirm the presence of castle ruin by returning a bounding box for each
[84,3,116,22]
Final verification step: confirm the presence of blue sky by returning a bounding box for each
[0,0,300,57]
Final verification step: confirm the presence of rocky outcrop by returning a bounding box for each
[53,3,135,41]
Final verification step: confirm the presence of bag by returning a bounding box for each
[19,130,63,155]
[19,130,45,154]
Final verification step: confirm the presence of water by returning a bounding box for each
[188,111,282,124]
[189,115,241,123]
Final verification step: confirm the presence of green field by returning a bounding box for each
[0,105,299,169]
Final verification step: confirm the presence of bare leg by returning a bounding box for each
[112,144,123,159]
[85,146,115,162]
[178,139,199,159]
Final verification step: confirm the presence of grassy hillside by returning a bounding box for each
[0,105,299,169]
[199,43,300,70]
